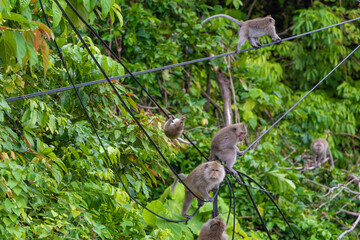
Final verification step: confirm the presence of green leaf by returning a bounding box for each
[142,200,165,227]
[14,32,26,64]
[52,1,62,28]
[19,0,30,12]
[3,12,30,24]
[100,0,112,18]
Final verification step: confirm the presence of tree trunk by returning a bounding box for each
[215,72,232,126]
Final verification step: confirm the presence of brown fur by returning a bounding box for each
[209,123,247,175]
[202,14,281,53]
[198,217,228,240]
[311,138,334,168]
[164,116,185,139]
[171,161,225,218]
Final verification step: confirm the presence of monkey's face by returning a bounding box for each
[206,162,225,180]
[233,123,247,142]
[172,118,184,129]
[209,217,226,231]
[314,143,324,153]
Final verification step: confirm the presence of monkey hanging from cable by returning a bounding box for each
[202,14,282,53]
[164,115,192,145]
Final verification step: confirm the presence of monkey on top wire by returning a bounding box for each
[202,14,282,53]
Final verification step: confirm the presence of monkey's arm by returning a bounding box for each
[327,147,334,169]
[236,147,245,156]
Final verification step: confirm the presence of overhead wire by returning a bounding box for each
[5,17,360,103]
[27,2,359,237]
[44,0,206,222]
[238,43,360,157]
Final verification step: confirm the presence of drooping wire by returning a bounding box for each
[5,17,360,103]
[237,43,360,157]
[41,0,206,222]
[236,170,299,239]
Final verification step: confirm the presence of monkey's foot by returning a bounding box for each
[227,168,238,177]
[238,150,246,156]
[274,38,282,43]
[206,196,215,202]
[183,214,192,220]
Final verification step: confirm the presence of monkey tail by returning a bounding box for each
[201,14,243,26]
[208,151,215,161]
[171,173,187,194]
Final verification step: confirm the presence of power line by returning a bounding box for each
[5,17,360,103]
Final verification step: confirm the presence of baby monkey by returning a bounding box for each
[202,14,282,53]
[311,138,334,169]
[171,161,225,218]
[209,123,247,175]
[164,115,191,144]
[198,217,228,240]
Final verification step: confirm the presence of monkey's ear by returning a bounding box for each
[181,115,186,120]
[232,127,237,131]
[204,163,209,169]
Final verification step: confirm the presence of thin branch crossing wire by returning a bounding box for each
[5,17,360,103]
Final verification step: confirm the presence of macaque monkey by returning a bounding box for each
[209,123,247,175]
[198,217,228,240]
[164,115,191,144]
[311,138,334,169]
[202,14,282,53]
[171,161,225,218]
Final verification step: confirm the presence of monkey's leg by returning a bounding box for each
[236,27,249,53]
[220,149,238,175]
[328,147,334,169]
[312,154,318,168]
[249,37,261,48]
[255,37,261,46]
[181,190,194,218]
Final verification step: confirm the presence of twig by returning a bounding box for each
[316,179,354,210]
[333,132,360,141]
[247,0,257,20]
[340,210,360,216]
[336,213,360,240]
[336,194,360,214]
[281,148,297,161]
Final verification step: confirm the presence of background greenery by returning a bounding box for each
[0,0,359,239]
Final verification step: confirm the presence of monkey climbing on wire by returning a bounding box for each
[209,123,247,176]
[202,14,282,53]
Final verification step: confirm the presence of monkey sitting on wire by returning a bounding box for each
[171,161,225,219]
[202,14,282,53]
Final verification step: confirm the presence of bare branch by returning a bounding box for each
[336,213,360,240]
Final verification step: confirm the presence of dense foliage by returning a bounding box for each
[0,0,359,239]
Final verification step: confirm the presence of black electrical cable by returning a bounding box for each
[41,0,205,223]
[237,173,272,239]
[5,17,360,103]
[238,44,360,157]
[236,170,300,239]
